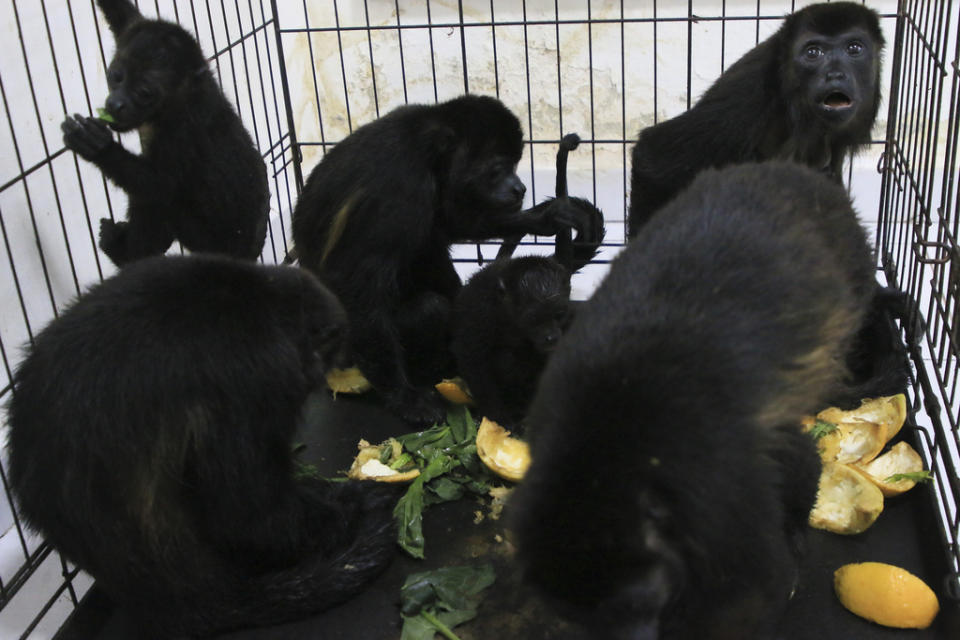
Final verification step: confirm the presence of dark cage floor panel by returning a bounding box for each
[53,389,960,640]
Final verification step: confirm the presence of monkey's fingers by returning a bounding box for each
[63,114,113,158]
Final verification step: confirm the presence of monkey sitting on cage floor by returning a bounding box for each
[628,2,885,238]
[5,255,398,638]
[451,134,605,428]
[509,162,895,640]
[291,95,595,426]
[61,0,269,267]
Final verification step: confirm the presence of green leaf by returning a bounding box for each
[390,407,483,558]
[293,460,321,480]
[394,454,460,558]
[400,612,443,640]
[400,564,496,616]
[397,425,454,454]
[394,477,427,559]
[390,452,415,470]
[96,108,115,123]
[808,419,838,440]
[429,564,496,611]
[447,406,474,443]
[427,477,465,502]
[884,470,934,484]
[461,478,491,495]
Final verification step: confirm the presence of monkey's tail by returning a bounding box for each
[566,197,606,273]
[555,132,581,199]
[554,133,582,268]
[196,483,398,636]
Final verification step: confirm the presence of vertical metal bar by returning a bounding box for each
[332,1,354,131]
[652,0,658,124]
[587,0,596,205]
[521,0,536,206]
[63,0,106,280]
[620,0,627,237]
[363,0,381,117]
[300,0,328,159]
[394,0,409,103]
[458,0,469,93]
[489,0,500,98]
[273,0,304,192]
[4,2,60,318]
[686,0,693,111]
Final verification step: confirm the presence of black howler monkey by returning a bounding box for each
[61,0,269,266]
[5,256,397,637]
[292,95,587,425]
[628,2,884,236]
[511,162,885,639]
[452,134,604,427]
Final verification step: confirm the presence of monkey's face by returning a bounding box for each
[102,22,207,131]
[518,301,570,353]
[501,259,572,352]
[478,159,527,213]
[791,27,880,131]
[453,153,527,216]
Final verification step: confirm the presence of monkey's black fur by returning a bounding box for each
[452,256,572,428]
[6,256,397,638]
[61,0,269,266]
[628,2,884,236]
[511,163,888,640]
[292,95,583,425]
[496,133,605,270]
[452,134,604,427]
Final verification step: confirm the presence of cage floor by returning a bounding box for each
[55,391,959,640]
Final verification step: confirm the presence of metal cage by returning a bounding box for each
[0,0,956,637]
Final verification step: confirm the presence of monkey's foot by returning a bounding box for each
[384,387,447,426]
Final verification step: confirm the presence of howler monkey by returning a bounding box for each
[61,0,269,266]
[511,162,884,639]
[292,95,587,425]
[451,134,604,427]
[5,256,397,637]
[628,2,884,236]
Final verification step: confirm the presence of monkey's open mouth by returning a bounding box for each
[822,92,854,110]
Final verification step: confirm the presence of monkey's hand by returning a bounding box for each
[62,114,115,160]
[98,218,127,256]
[383,387,447,426]
[499,199,591,238]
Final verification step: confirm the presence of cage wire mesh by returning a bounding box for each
[0,0,956,637]
[878,0,960,601]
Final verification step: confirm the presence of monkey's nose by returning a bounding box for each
[105,96,127,119]
[513,182,526,200]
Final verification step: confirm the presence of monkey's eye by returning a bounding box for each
[134,86,156,103]
[846,41,864,56]
[803,45,823,60]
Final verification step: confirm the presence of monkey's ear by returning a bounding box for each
[97,0,143,36]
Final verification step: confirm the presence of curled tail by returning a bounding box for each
[554,134,606,272]
[497,133,605,270]
[180,482,398,637]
